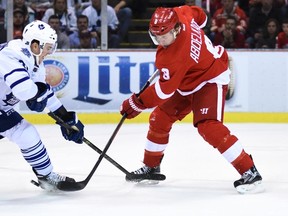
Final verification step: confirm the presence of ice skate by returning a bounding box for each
[126,165,166,184]
[234,165,264,194]
[32,169,76,192]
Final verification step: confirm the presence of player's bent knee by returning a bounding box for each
[197,120,236,149]
[147,128,169,144]
[147,109,174,144]
[9,120,41,149]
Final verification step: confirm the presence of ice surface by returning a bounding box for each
[0,123,287,216]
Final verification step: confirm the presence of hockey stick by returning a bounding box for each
[47,111,131,175]
[31,109,131,189]
[226,56,235,100]
[57,69,161,191]
[46,110,165,188]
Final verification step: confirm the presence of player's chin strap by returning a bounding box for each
[46,109,131,176]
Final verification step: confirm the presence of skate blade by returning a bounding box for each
[137,179,159,185]
[31,179,59,192]
[31,179,40,187]
[236,180,265,194]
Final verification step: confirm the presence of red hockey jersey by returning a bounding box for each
[140,6,230,108]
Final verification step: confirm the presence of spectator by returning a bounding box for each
[237,0,250,16]
[281,1,288,18]
[14,0,36,24]
[13,8,26,39]
[78,29,95,48]
[247,0,283,48]
[210,0,247,39]
[4,0,35,31]
[42,0,77,35]
[67,0,92,16]
[213,15,246,48]
[108,0,132,43]
[249,0,261,6]
[69,14,98,48]
[194,0,223,16]
[208,0,223,15]
[48,15,70,49]
[26,0,53,20]
[276,19,288,48]
[184,0,212,39]
[257,18,280,48]
[82,0,120,48]
[1,0,38,43]
[184,0,195,6]
[0,0,6,10]
[26,0,53,10]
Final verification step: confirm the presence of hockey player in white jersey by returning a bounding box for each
[0,20,84,192]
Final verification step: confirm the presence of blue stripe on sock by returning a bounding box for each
[21,140,51,172]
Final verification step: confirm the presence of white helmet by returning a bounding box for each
[22,20,57,56]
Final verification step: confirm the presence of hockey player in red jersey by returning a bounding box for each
[120,6,263,194]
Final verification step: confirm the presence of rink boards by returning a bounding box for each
[16,50,288,124]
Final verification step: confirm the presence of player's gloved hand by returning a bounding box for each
[120,93,146,119]
[26,82,49,112]
[59,111,84,144]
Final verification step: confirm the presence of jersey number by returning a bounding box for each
[204,35,223,59]
[161,68,170,80]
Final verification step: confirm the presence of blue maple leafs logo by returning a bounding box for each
[38,24,45,30]
[21,48,31,57]
[21,48,31,58]
[2,93,20,106]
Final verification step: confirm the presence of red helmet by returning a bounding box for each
[149,7,179,36]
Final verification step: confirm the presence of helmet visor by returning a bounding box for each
[149,30,175,46]
[40,42,58,55]
[149,30,159,45]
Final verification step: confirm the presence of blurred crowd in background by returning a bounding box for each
[1,0,288,49]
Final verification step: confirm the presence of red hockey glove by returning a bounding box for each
[120,93,146,119]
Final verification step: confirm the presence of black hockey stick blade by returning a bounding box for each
[56,180,86,191]
[31,178,85,192]
[126,173,166,182]
[56,115,127,192]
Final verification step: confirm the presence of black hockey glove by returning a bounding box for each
[26,82,49,112]
[53,106,84,144]
[60,112,84,144]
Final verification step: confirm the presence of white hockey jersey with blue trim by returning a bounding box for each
[0,39,62,113]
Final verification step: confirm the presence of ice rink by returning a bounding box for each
[0,122,287,216]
